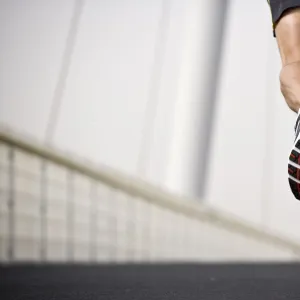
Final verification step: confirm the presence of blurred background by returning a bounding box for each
[1,0,300,265]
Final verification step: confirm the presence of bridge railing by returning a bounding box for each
[0,126,299,263]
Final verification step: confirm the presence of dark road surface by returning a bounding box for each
[1,263,300,299]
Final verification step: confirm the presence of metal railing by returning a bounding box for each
[1,126,300,263]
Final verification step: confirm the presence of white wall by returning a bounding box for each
[206,0,300,241]
[0,0,226,198]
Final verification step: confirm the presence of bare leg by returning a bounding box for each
[276,8,300,113]
[268,4,300,199]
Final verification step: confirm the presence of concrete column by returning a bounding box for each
[165,0,228,198]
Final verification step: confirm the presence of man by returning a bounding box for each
[269,0,300,200]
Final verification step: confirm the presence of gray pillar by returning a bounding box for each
[165,0,228,199]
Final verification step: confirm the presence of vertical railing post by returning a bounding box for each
[89,180,97,262]
[132,197,137,263]
[66,170,74,262]
[146,203,152,262]
[40,160,48,262]
[109,189,117,263]
[125,196,134,262]
[7,147,15,262]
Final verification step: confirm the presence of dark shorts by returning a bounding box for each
[269,0,300,35]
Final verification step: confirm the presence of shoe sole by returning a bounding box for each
[288,140,300,200]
